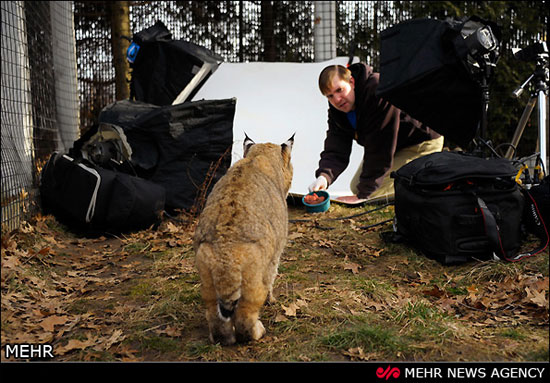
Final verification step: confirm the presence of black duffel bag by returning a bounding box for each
[40,152,166,233]
[390,151,545,264]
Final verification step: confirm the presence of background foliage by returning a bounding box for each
[74,1,548,156]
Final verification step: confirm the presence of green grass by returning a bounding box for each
[138,335,182,353]
[499,328,526,340]
[68,298,93,314]
[350,276,396,300]
[320,320,408,356]
[127,280,158,297]
[392,300,448,325]
[447,286,468,295]
[185,341,222,359]
[123,241,152,255]
[522,346,549,361]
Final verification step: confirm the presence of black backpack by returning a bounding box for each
[390,151,547,264]
[129,21,222,105]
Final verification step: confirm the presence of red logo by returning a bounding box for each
[376,365,401,380]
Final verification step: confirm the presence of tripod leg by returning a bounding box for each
[537,89,547,171]
[505,97,537,159]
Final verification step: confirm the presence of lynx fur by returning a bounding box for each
[194,135,294,345]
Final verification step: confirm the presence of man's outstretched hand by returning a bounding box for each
[308,175,328,192]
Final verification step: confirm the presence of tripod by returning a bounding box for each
[504,44,549,173]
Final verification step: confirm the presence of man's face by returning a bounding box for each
[324,75,355,113]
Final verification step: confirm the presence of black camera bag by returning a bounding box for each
[391,151,530,264]
[40,152,166,233]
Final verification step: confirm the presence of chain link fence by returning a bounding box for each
[1,1,547,232]
[1,1,79,232]
[74,1,416,131]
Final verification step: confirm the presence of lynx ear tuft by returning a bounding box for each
[243,133,255,157]
[281,133,295,153]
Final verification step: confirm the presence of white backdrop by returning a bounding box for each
[192,57,363,198]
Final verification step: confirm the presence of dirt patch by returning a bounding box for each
[1,203,548,362]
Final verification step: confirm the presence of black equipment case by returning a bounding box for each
[98,98,235,212]
[391,151,530,264]
[40,152,166,233]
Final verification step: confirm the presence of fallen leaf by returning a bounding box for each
[343,347,374,361]
[282,303,299,317]
[57,337,97,355]
[155,326,181,337]
[318,239,335,248]
[416,272,432,285]
[39,315,69,332]
[437,298,457,313]
[2,255,21,270]
[467,285,479,302]
[163,222,180,234]
[344,262,361,274]
[288,232,304,241]
[100,329,126,350]
[423,285,446,298]
[525,287,548,307]
[37,247,52,256]
[366,301,385,311]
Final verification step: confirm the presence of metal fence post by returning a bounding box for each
[314,1,336,62]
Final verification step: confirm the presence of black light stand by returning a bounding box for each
[462,25,501,158]
[472,57,498,157]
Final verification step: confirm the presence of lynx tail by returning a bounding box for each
[217,298,239,321]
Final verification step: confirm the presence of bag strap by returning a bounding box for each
[517,187,550,259]
[475,191,549,262]
[475,196,507,260]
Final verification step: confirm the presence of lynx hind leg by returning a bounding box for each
[208,311,236,346]
[234,267,268,343]
[265,248,283,305]
[234,297,266,343]
[196,253,236,345]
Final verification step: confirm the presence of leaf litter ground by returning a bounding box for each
[1,202,548,362]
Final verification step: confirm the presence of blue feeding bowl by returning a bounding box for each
[302,190,330,213]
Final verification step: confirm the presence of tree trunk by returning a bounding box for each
[110,1,131,100]
[261,1,276,62]
[238,0,244,62]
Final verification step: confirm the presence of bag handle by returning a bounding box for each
[475,196,507,260]
[475,191,548,262]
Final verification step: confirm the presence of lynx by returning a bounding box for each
[194,134,294,345]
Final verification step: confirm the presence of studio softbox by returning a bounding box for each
[376,17,500,147]
[129,21,223,106]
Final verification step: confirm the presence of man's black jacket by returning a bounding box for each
[315,62,440,198]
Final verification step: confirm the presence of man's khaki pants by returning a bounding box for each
[350,136,444,203]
